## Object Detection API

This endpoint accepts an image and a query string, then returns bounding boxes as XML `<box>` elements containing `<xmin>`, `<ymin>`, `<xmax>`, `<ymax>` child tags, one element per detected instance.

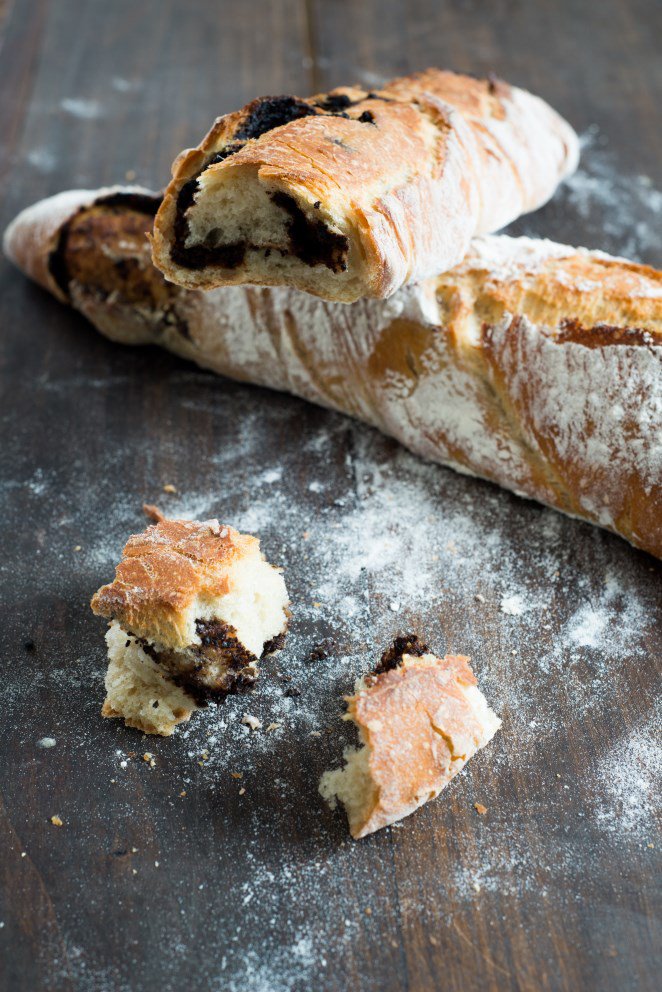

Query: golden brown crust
<box><xmin>151</xmin><ymin>69</ymin><xmax>578</xmax><ymax>301</ymax></box>
<box><xmin>91</xmin><ymin>518</ymin><xmax>258</xmax><ymax>648</ymax></box>
<box><xmin>342</xmin><ymin>653</ymin><xmax>499</xmax><ymax>838</ymax></box>
<box><xmin>5</xmin><ymin>190</ymin><xmax>661</xmax><ymax>558</ymax></box>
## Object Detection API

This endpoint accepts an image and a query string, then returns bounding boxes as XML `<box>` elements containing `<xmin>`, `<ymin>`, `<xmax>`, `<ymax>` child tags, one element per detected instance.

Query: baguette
<box><xmin>150</xmin><ymin>69</ymin><xmax>578</xmax><ymax>302</ymax></box>
<box><xmin>319</xmin><ymin>636</ymin><xmax>501</xmax><ymax>838</ymax></box>
<box><xmin>5</xmin><ymin>189</ymin><xmax>661</xmax><ymax>558</ymax></box>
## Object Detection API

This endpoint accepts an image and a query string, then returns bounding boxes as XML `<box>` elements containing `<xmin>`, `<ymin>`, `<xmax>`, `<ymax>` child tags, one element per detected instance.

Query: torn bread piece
<box><xmin>102</xmin><ymin>621</ymin><xmax>196</xmax><ymax>736</ymax></box>
<box><xmin>151</xmin><ymin>68</ymin><xmax>578</xmax><ymax>302</ymax></box>
<box><xmin>320</xmin><ymin>636</ymin><xmax>501</xmax><ymax>838</ymax></box>
<box><xmin>91</xmin><ymin>516</ymin><xmax>289</xmax><ymax>733</ymax></box>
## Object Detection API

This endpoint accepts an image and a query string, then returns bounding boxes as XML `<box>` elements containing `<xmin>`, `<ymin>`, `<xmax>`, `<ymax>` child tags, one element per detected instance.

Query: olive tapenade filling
<box><xmin>129</xmin><ymin>617</ymin><xmax>287</xmax><ymax>706</ymax></box>
<box><xmin>169</xmin><ymin>89</ymin><xmax>382</xmax><ymax>272</ymax></box>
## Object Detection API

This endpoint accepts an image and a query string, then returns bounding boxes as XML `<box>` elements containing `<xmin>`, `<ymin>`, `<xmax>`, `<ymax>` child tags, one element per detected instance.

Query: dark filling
<box><xmin>170</xmin><ymin>89</ymin><xmax>383</xmax><ymax>272</ymax></box>
<box><xmin>131</xmin><ymin>619</ymin><xmax>286</xmax><ymax>706</ymax></box>
<box><xmin>269</xmin><ymin>191</ymin><xmax>348</xmax><ymax>271</ymax></box>
<box><xmin>262</xmin><ymin>630</ymin><xmax>287</xmax><ymax>656</ymax></box>
<box><xmin>47</xmin><ymin>191</ymin><xmax>162</xmax><ymax>301</ymax></box>
<box><xmin>374</xmin><ymin>634</ymin><xmax>429</xmax><ymax>675</ymax></box>
<box><xmin>170</xmin><ymin>187</ymin><xmax>348</xmax><ymax>273</ymax></box>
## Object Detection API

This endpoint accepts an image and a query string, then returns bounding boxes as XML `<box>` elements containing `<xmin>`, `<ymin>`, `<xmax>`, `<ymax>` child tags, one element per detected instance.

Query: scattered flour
<box><xmin>60</xmin><ymin>97</ymin><xmax>103</xmax><ymax>120</ymax></box>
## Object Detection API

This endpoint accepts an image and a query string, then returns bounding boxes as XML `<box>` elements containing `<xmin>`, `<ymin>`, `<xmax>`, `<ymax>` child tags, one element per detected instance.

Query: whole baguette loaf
<box><xmin>4</xmin><ymin>189</ymin><xmax>661</xmax><ymax>558</ymax></box>
<box><xmin>151</xmin><ymin>68</ymin><xmax>578</xmax><ymax>302</ymax></box>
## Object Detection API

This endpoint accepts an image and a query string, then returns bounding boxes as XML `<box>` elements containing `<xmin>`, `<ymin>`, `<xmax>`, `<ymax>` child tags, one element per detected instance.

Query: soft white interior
<box><xmin>188</xmin><ymin>167</ymin><xmax>362</xmax><ymax>300</ymax></box>
<box><xmin>461</xmin><ymin>683</ymin><xmax>502</xmax><ymax>745</ymax></box>
<box><xmin>319</xmin><ymin>740</ymin><xmax>376</xmax><ymax>834</ymax></box>
<box><xmin>105</xmin><ymin>621</ymin><xmax>196</xmax><ymax>735</ymax></box>
<box><xmin>193</xmin><ymin>169</ymin><xmax>294</xmax><ymax>248</ymax></box>
<box><xmin>184</xmin><ymin>550</ymin><xmax>289</xmax><ymax>658</ymax></box>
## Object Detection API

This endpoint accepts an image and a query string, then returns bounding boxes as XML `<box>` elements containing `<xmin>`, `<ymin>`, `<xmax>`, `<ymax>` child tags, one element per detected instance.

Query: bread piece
<box><xmin>320</xmin><ymin>636</ymin><xmax>501</xmax><ymax>838</ymax></box>
<box><xmin>91</xmin><ymin>516</ymin><xmax>289</xmax><ymax>715</ymax></box>
<box><xmin>5</xmin><ymin>190</ymin><xmax>661</xmax><ymax>558</ymax></box>
<box><xmin>102</xmin><ymin>621</ymin><xmax>197</xmax><ymax>736</ymax></box>
<box><xmin>151</xmin><ymin>69</ymin><xmax>578</xmax><ymax>302</ymax></box>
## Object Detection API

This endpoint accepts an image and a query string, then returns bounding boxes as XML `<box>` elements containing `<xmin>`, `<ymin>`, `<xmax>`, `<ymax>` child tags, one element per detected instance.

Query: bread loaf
<box><xmin>150</xmin><ymin>69</ymin><xmax>579</xmax><ymax>302</ymax></box>
<box><xmin>5</xmin><ymin>189</ymin><xmax>661</xmax><ymax>558</ymax></box>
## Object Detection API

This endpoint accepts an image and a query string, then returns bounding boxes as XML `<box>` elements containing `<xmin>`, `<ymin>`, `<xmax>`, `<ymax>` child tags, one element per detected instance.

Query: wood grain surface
<box><xmin>0</xmin><ymin>2</ymin><xmax>660</xmax><ymax>991</ymax></box>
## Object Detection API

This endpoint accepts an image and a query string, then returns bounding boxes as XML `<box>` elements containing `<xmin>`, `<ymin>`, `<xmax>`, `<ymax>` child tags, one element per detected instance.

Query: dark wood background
<box><xmin>0</xmin><ymin>2</ymin><xmax>660</xmax><ymax>990</ymax></box>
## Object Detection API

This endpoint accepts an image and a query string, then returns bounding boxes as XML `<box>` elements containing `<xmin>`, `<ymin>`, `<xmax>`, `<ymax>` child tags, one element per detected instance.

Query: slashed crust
<box><xmin>4</xmin><ymin>190</ymin><xmax>661</xmax><ymax>557</ymax></box>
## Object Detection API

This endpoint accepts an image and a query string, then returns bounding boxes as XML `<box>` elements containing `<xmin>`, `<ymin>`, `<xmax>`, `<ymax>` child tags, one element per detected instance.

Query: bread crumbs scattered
<box><xmin>73</xmin><ymin>545</ymin><xmax>82</xmax><ymax>552</ymax></box>
<box><xmin>163</xmin><ymin>483</ymin><xmax>177</xmax><ymax>494</ymax></box>
<box><xmin>241</xmin><ymin>714</ymin><xmax>262</xmax><ymax>731</ymax></box>
<box><xmin>50</xmin><ymin>815</ymin><xmax>63</xmax><ymax>827</ymax></box>
<box><xmin>239</xmin><ymin>787</ymin><xmax>246</xmax><ymax>796</ymax></box>
<box><xmin>143</xmin><ymin>753</ymin><xmax>156</xmax><ymax>767</ymax></box>
<box><xmin>230</xmin><ymin>772</ymin><xmax>243</xmax><ymax>779</ymax></box>
<box><xmin>364</xmin><ymin>908</ymin><xmax>372</xmax><ymax>916</ymax></box>
<box><xmin>179</xmin><ymin>790</ymin><xmax>187</xmax><ymax>797</ymax></box>
<box><xmin>474</xmin><ymin>803</ymin><xmax>488</xmax><ymax>815</ymax></box>
<box><xmin>266</xmin><ymin>723</ymin><xmax>281</xmax><ymax>733</ymax></box>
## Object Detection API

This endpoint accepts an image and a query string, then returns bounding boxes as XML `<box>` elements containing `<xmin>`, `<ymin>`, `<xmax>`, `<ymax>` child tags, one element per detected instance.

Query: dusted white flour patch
<box><xmin>500</xmin><ymin>594</ymin><xmax>526</xmax><ymax>616</ymax></box>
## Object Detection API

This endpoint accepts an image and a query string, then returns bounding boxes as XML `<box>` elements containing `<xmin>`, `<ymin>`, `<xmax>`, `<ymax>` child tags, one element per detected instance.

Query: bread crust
<box><xmin>91</xmin><ymin>517</ymin><xmax>258</xmax><ymax>648</ymax></box>
<box><xmin>151</xmin><ymin>69</ymin><xmax>578</xmax><ymax>302</ymax></box>
<box><xmin>320</xmin><ymin>650</ymin><xmax>501</xmax><ymax>838</ymax></box>
<box><xmin>5</xmin><ymin>189</ymin><xmax>661</xmax><ymax>558</ymax></box>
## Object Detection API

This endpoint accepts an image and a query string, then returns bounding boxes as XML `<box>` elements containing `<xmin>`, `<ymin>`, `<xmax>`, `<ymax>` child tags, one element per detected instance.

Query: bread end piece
<box><xmin>320</xmin><ymin>643</ymin><xmax>501</xmax><ymax>838</ymax></box>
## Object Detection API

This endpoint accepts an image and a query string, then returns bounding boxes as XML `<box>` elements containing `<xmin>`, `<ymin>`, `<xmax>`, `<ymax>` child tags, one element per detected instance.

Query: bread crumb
<box><xmin>241</xmin><ymin>714</ymin><xmax>262</xmax><ymax>731</ymax></box>
<box><xmin>132</xmin><ymin>868</ymin><xmax>138</xmax><ymax>875</ymax></box>
<box><xmin>143</xmin><ymin>503</ymin><xmax>165</xmax><ymax>523</ymax></box>
<box><xmin>230</xmin><ymin>772</ymin><xmax>243</xmax><ymax>779</ymax></box>
<box><xmin>365</xmin><ymin>907</ymin><xmax>372</xmax><ymax>916</ymax></box>
<box><xmin>36</xmin><ymin>737</ymin><xmax>56</xmax><ymax>748</ymax></box>
<box><xmin>73</xmin><ymin>545</ymin><xmax>82</xmax><ymax>552</ymax></box>
<box><xmin>50</xmin><ymin>815</ymin><xmax>63</xmax><ymax>827</ymax></box>
<box><xmin>179</xmin><ymin>790</ymin><xmax>187</xmax><ymax>797</ymax></box>
<box><xmin>474</xmin><ymin>593</ymin><xmax>485</xmax><ymax>603</ymax></box>
<box><xmin>21</xmin><ymin>852</ymin><xmax>26</xmax><ymax>858</ymax></box>
<box><xmin>473</xmin><ymin>881</ymin><xmax>481</xmax><ymax>892</ymax></box>
<box><xmin>266</xmin><ymin>722</ymin><xmax>281</xmax><ymax>733</ymax></box>
<box><xmin>163</xmin><ymin>483</ymin><xmax>177</xmax><ymax>494</ymax></box>
<box><xmin>238</xmin><ymin>787</ymin><xmax>246</xmax><ymax>796</ymax></box>
<box><xmin>131</xmin><ymin>847</ymin><xmax>138</xmax><ymax>853</ymax></box>
<box><xmin>143</xmin><ymin>753</ymin><xmax>156</xmax><ymax>768</ymax></box>
<box><xmin>389</xmin><ymin>601</ymin><xmax>400</xmax><ymax>612</ymax></box>
<box><xmin>429</xmin><ymin>936</ymin><xmax>439</xmax><ymax>946</ymax></box>
<box><xmin>474</xmin><ymin>803</ymin><xmax>488</xmax><ymax>815</ymax></box>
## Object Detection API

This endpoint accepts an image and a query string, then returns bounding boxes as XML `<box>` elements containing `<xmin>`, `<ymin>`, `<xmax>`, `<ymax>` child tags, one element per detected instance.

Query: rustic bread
<box><xmin>5</xmin><ymin>189</ymin><xmax>661</xmax><ymax>558</ymax></box>
<box><xmin>320</xmin><ymin>637</ymin><xmax>501</xmax><ymax>838</ymax></box>
<box><xmin>91</xmin><ymin>516</ymin><xmax>289</xmax><ymax>720</ymax></box>
<box><xmin>150</xmin><ymin>69</ymin><xmax>578</xmax><ymax>302</ymax></box>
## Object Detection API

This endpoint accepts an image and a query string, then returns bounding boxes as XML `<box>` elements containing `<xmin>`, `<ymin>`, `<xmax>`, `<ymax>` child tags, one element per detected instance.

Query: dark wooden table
<box><xmin>1</xmin><ymin>2</ymin><xmax>660</xmax><ymax>990</ymax></box>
